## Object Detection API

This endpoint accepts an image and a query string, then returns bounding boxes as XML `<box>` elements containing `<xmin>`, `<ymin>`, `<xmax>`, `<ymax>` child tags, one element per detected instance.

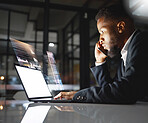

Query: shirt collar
<box><xmin>121</xmin><ymin>30</ymin><xmax>136</xmax><ymax>56</ymax></box>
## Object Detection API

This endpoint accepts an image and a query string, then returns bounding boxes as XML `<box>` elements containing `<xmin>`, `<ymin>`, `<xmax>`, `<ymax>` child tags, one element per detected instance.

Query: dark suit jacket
<box><xmin>72</xmin><ymin>30</ymin><xmax>148</xmax><ymax>104</ymax></box>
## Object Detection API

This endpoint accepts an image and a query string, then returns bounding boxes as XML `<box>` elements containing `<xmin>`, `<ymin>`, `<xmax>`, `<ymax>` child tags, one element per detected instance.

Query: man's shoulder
<box><xmin>127</xmin><ymin>29</ymin><xmax>148</xmax><ymax>57</ymax></box>
<box><xmin>130</xmin><ymin>29</ymin><xmax>148</xmax><ymax>45</ymax></box>
<box><xmin>134</xmin><ymin>30</ymin><xmax>148</xmax><ymax>39</ymax></box>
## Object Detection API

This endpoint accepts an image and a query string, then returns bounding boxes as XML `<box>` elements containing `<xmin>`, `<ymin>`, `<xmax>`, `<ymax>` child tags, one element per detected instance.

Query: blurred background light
<box><xmin>0</xmin><ymin>76</ymin><xmax>5</xmax><ymax>80</ymax></box>
<box><xmin>125</xmin><ymin>0</ymin><xmax>148</xmax><ymax>23</ymax></box>
<box><xmin>49</xmin><ymin>43</ymin><xmax>55</xmax><ymax>47</ymax></box>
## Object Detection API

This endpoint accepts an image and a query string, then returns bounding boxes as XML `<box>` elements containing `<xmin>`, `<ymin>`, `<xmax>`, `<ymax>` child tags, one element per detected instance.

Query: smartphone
<box><xmin>97</xmin><ymin>46</ymin><xmax>108</xmax><ymax>56</ymax></box>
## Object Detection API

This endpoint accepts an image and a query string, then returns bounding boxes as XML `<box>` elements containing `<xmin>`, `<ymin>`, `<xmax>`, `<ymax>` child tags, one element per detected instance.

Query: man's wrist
<box><xmin>95</xmin><ymin>58</ymin><xmax>106</xmax><ymax>63</ymax></box>
<box><xmin>95</xmin><ymin>60</ymin><xmax>106</xmax><ymax>66</ymax></box>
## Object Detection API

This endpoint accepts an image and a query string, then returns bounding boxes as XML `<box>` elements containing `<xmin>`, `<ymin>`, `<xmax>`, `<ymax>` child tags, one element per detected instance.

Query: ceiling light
<box><xmin>49</xmin><ymin>43</ymin><xmax>54</xmax><ymax>47</ymax></box>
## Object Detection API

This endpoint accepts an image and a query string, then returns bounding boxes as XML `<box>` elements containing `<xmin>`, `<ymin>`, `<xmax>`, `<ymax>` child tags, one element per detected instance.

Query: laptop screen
<box><xmin>11</xmin><ymin>38</ymin><xmax>41</xmax><ymax>70</ymax></box>
<box><xmin>15</xmin><ymin>65</ymin><xmax>52</xmax><ymax>98</ymax></box>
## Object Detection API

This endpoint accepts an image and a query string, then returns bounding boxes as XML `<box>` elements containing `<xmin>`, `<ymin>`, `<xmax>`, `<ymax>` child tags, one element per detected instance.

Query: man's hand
<box><xmin>95</xmin><ymin>41</ymin><xmax>107</xmax><ymax>63</ymax></box>
<box><xmin>54</xmin><ymin>91</ymin><xmax>77</xmax><ymax>100</ymax></box>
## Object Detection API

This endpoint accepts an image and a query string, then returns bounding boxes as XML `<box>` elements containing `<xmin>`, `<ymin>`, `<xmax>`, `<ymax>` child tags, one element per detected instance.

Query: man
<box><xmin>54</xmin><ymin>4</ymin><xmax>148</xmax><ymax>104</ymax></box>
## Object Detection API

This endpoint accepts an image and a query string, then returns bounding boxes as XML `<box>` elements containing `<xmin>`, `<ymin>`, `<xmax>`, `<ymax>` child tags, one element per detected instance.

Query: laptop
<box><xmin>21</xmin><ymin>104</ymin><xmax>51</xmax><ymax>123</ymax></box>
<box><xmin>15</xmin><ymin>64</ymin><xmax>73</xmax><ymax>103</ymax></box>
<box><xmin>11</xmin><ymin>38</ymin><xmax>76</xmax><ymax>94</ymax></box>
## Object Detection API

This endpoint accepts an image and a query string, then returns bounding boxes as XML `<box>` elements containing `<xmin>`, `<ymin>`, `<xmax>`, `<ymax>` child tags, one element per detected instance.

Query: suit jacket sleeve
<box><xmin>72</xmin><ymin>31</ymin><xmax>148</xmax><ymax>104</ymax></box>
<box><xmin>90</xmin><ymin>62</ymin><xmax>113</xmax><ymax>87</ymax></box>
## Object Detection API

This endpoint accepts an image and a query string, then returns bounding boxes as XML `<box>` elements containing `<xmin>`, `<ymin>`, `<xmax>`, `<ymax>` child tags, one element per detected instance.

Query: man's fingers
<box><xmin>54</xmin><ymin>92</ymin><xmax>62</xmax><ymax>99</ymax></box>
<box><xmin>54</xmin><ymin>92</ymin><xmax>67</xmax><ymax>99</ymax></box>
<box><xmin>54</xmin><ymin>91</ymin><xmax>76</xmax><ymax>100</ymax></box>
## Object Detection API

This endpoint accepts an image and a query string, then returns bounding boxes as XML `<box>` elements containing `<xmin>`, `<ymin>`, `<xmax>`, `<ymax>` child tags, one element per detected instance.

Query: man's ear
<box><xmin>117</xmin><ymin>21</ymin><xmax>125</xmax><ymax>33</ymax></box>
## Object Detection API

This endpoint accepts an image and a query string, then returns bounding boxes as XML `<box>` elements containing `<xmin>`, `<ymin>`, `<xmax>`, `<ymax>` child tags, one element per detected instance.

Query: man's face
<box><xmin>97</xmin><ymin>17</ymin><xmax>121</xmax><ymax>57</ymax></box>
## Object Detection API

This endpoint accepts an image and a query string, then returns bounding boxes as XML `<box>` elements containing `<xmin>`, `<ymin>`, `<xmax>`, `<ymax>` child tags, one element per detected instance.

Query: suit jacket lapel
<box><xmin>126</xmin><ymin>30</ymin><xmax>141</xmax><ymax>66</ymax></box>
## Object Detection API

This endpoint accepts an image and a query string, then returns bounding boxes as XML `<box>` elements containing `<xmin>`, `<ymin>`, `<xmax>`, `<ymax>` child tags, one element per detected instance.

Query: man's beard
<box><xmin>107</xmin><ymin>45</ymin><xmax>121</xmax><ymax>58</ymax></box>
<box><xmin>107</xmin><ymin>33</ymin><xmax>121</xmax><ymax>58</ymax></box>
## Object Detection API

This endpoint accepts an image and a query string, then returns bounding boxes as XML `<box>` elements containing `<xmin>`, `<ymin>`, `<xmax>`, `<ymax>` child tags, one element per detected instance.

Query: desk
<box><xmin>0</xmin><ymin>99</ymin><xmax>148</xmax><ymax>123</ymax></box>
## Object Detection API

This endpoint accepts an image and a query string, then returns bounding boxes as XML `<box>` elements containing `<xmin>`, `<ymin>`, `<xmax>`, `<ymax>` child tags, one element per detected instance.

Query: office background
<box><xmin>0</xmin><ymin>0</ymin><xmax>148</xmax><ymax>98</ymax></box>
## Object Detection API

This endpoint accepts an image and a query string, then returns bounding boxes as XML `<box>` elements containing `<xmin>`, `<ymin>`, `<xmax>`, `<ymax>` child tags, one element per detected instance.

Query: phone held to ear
<box><xmin>97</xmin><ymin>46</ymin><xmax>108</xmax><ymax>56</ymax></box>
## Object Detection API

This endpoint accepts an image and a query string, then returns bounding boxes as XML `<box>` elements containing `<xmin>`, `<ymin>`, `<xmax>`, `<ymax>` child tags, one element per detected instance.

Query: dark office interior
<box><xmin>1</xmin><ymin>0</ymin><xmax>148</xmax><ymax>97</ymax></box>
<box><xmin>1</xmin><ymin>0</ymin><xmax>148</xmax><ymax>123</ymax></box>
<box><xmin>0</xmin><ymin>0</ymin><xmax>100</xmax><ymax>93</ymax></box>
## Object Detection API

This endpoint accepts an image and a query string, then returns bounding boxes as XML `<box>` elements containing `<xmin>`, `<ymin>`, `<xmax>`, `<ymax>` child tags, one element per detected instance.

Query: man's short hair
<box><xmin>95</xmin><ymin>4</ymin><xmax>132</xmax><ymax>22</ymax></box>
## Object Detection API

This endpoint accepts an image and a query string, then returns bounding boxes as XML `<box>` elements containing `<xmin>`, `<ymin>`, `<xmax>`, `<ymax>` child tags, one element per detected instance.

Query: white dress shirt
<box><xmin>95</xmin><ymin>30</ymin><xmax>136</xmax><ymax>67</ymax></box>
<box><xmin>120</xmin><ymin>30</ymin><xmax>136</xmax><ymax>67</ymax></box>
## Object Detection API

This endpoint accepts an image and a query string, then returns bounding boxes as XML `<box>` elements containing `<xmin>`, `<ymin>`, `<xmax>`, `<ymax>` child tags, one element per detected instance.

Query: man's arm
<box><xmin>90</xmin><ymin>41</ymin><xmax>113</xmax><ymax>87</ymax></box>
<box><xmin>90</xmin><ymin>62</ymin><xmax>113</xmax><ymax>87</ymax></box>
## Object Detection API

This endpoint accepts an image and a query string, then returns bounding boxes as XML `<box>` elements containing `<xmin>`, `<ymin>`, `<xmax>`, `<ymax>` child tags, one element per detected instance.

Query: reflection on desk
<box><xmin>21</xmin><ymin>104</ymin><xmax>51</xmax><ymax>123</ymax></box>
<box><xmin>0</xmin><ymin>99</ymin><xmax>148</xmax><ymax>123</ymax></box>
<box><xmin>54</xmin><ymin>102</ymin><xmax>148</xmax><ymax>123</ymax></box>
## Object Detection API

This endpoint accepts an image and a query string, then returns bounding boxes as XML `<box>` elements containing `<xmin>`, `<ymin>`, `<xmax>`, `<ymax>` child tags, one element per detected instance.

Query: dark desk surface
<box><xmin>0</xmin><ymin>99</ymin><xmax>148</xmax><ymax>123</ymax></box>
